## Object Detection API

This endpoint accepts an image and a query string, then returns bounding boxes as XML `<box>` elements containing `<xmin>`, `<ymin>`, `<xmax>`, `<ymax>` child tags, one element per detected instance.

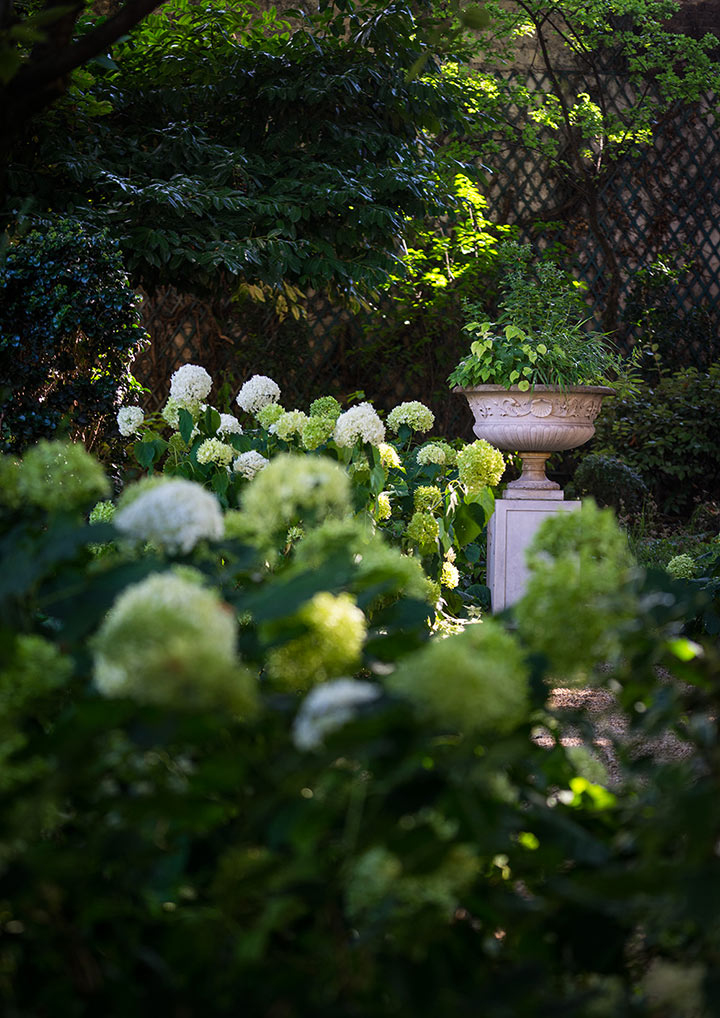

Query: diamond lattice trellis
<box><xmin>135</xmin><ymin>69</ymin><xmax>720</xmax><ymax>417</ymax></box>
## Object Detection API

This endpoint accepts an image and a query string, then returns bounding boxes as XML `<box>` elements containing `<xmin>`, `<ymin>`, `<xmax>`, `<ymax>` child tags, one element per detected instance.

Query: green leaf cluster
<box><xmin>5</xmin><ymin>0</ymin><xmax>476</xmax><ymax>299</ymax></box>
<box><xmin>448</xmin><ymin>242</ymin><xmax>624</xmax><ymax>389</ymax></box>
<box><xmin>0</xmin><ymin>217</ymin><xmax>148</xmax><ymax>453</ymax></box>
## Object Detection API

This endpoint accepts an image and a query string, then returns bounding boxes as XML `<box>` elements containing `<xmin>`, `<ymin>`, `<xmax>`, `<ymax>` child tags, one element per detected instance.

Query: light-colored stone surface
<box><xmin>458</xmin><ymin>384</ymin><xmax>614</xmax><ymax>453</ymax></box>
<box><xmin>456</xmin><ymin>385</ymin><xmax>614</xmax><ymax>493</ymax></box>
<box><xmin>488</xmin><ymin>497</ymin><xmax>580</xmax><ymax>611</ymax></box>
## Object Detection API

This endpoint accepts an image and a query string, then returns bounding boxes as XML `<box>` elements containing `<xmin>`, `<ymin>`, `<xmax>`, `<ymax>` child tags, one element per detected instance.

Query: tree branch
<box><xmin>8</xmin><ymin>0</ymin><xmax>166</xmax><ymax>97</ymax></box>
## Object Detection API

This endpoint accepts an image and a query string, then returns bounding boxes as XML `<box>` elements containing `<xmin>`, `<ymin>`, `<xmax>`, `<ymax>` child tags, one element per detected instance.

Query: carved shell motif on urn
<box><xmin>455</xmin><ymin>385</ymin><xmax>615</xmax><ymax>499</ymax></box>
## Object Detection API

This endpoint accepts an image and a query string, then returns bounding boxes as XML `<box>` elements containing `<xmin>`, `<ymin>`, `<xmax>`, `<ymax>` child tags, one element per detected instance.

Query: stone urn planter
<box><xmin>456</xmin><ymin>384</ymin><xmax>615</xmax><ymax>499</ymax></box>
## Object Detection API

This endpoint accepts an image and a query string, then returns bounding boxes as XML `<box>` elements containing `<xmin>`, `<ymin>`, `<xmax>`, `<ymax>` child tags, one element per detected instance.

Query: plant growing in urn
<box><xmin>448</xmin><ymin>243</ymin><xmax>621</xmax><ymax>497</ymax></box>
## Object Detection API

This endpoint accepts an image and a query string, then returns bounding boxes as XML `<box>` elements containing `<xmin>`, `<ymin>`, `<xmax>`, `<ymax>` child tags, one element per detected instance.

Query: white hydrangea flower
<box><xmin>117</xmin><ymin>406</ymin><xmax>145</xmax><ymax>437</ymax></box>
<box><xmin>292</xmin><ymin>678</ymin><xmax>381</xmax><ymax>751</ymax></box>
<box><xmin>216</xmin><ymin>413</ymin><xmax>243</xmax><ymax>437</ymax></box>
<box><xmin>114</xmin><ymin>478</ymin><xmax>224</xmax><ymax>553</ymax></box>
<box><xmin>196</xmin><ymin>438</ymin><xmax>235</xmax><ymax>468</ymax></box>
<box><xmin>169</xmin><ymin>363</ymin><xmax>213</xmax><ymax>403</ymax></box>
<box><xmin>333</xmin><ymin>402</ymin><xmax>386</xmax><ymax>448</ymax></box>
<box><xmin>387</xmin><ymin>401</ymin><xmax>435</xmax><ymax>434</ymax></box>
<box><xmin>236</xmin><ymin>374</ymin><xmax>281</xmax><ymax>414</ymax></box>
<box><xmin>233</xmin><ymin>450</ymin><xmax>270</xmax><ymax>479</ymax></box>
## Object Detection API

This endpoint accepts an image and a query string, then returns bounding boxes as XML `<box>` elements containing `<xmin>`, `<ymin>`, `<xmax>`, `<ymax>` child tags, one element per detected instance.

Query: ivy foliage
<box><xmin>0</xmin><ymin>218</ymin><xmax>147</xmax><ymax>453</ymax></box>
<box><xmin>5</xmin><ymin>0</ymin><xmax>479</xmax><ymax>299</ymax></box>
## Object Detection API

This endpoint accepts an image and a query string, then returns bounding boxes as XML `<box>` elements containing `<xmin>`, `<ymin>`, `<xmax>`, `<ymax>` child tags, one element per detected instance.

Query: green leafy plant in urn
<box><xmin>448</xmin><ymin>244</ymin><xmax>620</xmax><ymax>498</ymax></box>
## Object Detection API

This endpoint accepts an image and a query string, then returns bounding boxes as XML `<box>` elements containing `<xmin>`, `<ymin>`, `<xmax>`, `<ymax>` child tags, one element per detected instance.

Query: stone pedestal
<box><xmin>487</xmin><ymin>497</ymin><xmax>580</xmax><ymax>612</ymax></box>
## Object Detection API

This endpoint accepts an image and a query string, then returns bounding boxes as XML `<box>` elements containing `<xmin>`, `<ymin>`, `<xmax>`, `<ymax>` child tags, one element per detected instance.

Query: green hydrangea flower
<box><xmin>414</xmin><ymin>485</ymin><xmax>442</xmax><ymax>512</ymax></box>
<box><xmin>514</xmin><ymin>500</ymin><xmax>636</xmax><ymax>681</ymax></box>
<box><xmin>89</xmin><ymin>500</ymin><xmax>116</xmax><ymax>524</ymax></box>
<box><xmin>293</xmin><ymin>518</ymin><xmax>433</xmax><ymax>604</ymax></box>
<box><xmin>406</xmin><ymin>510</ymin><xmax>439</xmax><ymax>551</ymax></box>
<box><xmin>387</xmin><ymin>401</ymin><xmax>435</xmax><ymax>434</ymax></box>
<box><xmin>167</xmin><ymin>432</ymin><xmax>189</xmax><ymax>456</ymax></box>
<box><xmin>301</xmin><ymin>415</ymin><xmax>335</xmax><ymax>451</ymax></box>
<box><xmin>376</xmin><ymin>492</ymin><xmax>392</xmax><ymax>520</ymax></box>
<box><xmin>241</xmin><ymin>453</ymin><xmax>351</xmax><ymax>545</ymax></box>
<box><xmin>666</xmin><ymin>553</ymin><xmax>696</xmax><ymax>579</ymax></box>
<box><xmin>378</xmin><ymin>442</ymin><xmax>402</xmax><ymax>469</ymax></box>
<box><xmin>1</xmin><ymin>635</ymin><xmax>72</xmax><ymax>709</ymax></box>
<box><xmin>17</xmin><ymin>440</ymin><xmax>110</xmax><ymax>512</ymax></box>
<box><xmin>309</xmin><ymin>396</ymin><xmax>342</xmax><ymax>421</ymax></box>
<box><xmin>386</xmin><ymin>618</ymin><xmax>529</xmax><ymax>734</ymax></box>
<box><xmin>161</xmin><ymin>396</ymin><xmax>201</xmax><ymax>430</ymax></box>
<box><xmin>440</xmin><ymin>560</ymin><xmax>460</xmax><ymax>589</ymax></box>
<box><xmin>272</xmin><ymin>409</ymin><xmax>308</xmax><ymax>441</ymax></box>
<box><xmin>223</xmin><ymin>509</ymin><xmax>254</xmax><ymax>541</ymax></box>
<box><xmin>93</xmin><ymin>570</ymin><xmax>257</xmax><ymax>714</ymax></box>
<box><xmin>456</xmin><ymin>440</ymin><xmax>505</xmax><ymax>491</ymax></box>
<box><xmin>265</xmin><ymin>591</ymin><xmax>366</xmax><ymax>691</ymax></box>
<box><xmin>416</xmin><ymin>441</ymin><xmax>457</xmax><ymax>467</ymax></box>
<box><xmin>256</xmin><ymin>402</ymin><xmax>286</xmax><ymax>429</ymax></box>
<box><xmin>196</xmin><ymin>437</ymin><xmax>235</xmax><ymax>468</ymax></box>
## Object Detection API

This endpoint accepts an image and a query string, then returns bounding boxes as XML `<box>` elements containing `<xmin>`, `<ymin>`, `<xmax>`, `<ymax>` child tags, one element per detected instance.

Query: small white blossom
<box><xmin>236</xmin><ymin>374</ymin><xmax>281</xmax><ymax>414</ymax></box>
<box><xmin>117</xmin><ymin>406</ymin><xmax>145</xmax><ymax>437</ymax></box>
<box><xmin>292</xmin><ymin>678</ymin><xmax>381</xmax><ymax>750</ymax></box>
<box><xmin>169</xmin><ymin>364</ymin><xmax>213</xmax><ymax>403</ymax></box>
<box><xmin>114</xmin><ymin>478</ymin><xmax>224</xmax><ymax>554</ymax></box>
<box><xmin>216</xmin><ymin>413</ymin><xmax>243</xmax><ymax>437</ymax></box>
<box><xmin>233</xmin><ymin>451</ymin><xmax>270</xmax><ymax>479</ymax></box>
<box><xmin>333</xmin><ymin>402</ymin><xmax>386</xmax><ymax>448</ymax></box>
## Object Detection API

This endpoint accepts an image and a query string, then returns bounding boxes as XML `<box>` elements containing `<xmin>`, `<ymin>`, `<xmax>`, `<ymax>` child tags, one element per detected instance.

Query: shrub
<box><xmin>1</xmin><ymin>440</ymin><xmax>720</xmax><ymax>1015</ymax></box>
<box><xmin>590</xmin><ymin>366</ymin><xmax>720</xmax><ymax>514</ymax></box>
<box><xmin>0</xmin><ymin>217</ymin><xmax>147</xmax><ymax>453</ymax></box>
<box><xmin>117</xmin><ymin>366</ymin><xmax>502</xmax><ymax>622</ymax></box>
<box><xmin>571</xmin><ymin>453</ymin><xmax>649</xmax><ymax>516</ymax></box>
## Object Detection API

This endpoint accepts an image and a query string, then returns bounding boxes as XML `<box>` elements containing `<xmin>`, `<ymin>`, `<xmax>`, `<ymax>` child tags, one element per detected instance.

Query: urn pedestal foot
<box><xmin>505</xmin><ymin>452</ymin><xmax>563</xmax><ymax>500</ymax></box>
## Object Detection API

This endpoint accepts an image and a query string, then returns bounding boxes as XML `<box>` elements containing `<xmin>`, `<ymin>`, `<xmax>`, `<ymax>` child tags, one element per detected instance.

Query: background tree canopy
<box><xmin>2</xmin><ymin>0</ymin><xmax>488</xmax><ymax>300</ymax></box>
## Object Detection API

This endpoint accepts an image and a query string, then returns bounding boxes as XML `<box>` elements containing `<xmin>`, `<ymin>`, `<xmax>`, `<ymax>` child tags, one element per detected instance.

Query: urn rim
<box><xmin>453</xmin><ymin>383</ymin><xmax>616</xmax><ymax>397</ymax></box>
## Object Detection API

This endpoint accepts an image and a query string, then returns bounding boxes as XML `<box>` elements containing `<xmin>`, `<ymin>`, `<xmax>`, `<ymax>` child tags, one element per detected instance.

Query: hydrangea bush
<box><xmin>1</xmin><ymin>437</ymin><xmax>719</xmax><ymax>1016</ymax></box>
<box><xmin>118</xmin><ymin>366</ymin><xmax>506</xmax><ymax>619</ymax></box>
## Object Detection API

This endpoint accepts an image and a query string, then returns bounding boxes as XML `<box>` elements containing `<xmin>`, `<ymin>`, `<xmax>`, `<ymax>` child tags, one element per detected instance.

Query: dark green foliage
<box><xmin>590</xmin><ymin>365</ymin><xmax>720</xmax><ymax>514</ymax></box>
<box><xmin>0</xmin><ymin>218</ymin><xmax>147</xmax><ymax>452</ymax></box>
<box><xmin>5</xmin><ymin>0</ymin><xmax>474</xmax><ymax>299</ymax></box>
<box><xmin>572</xmin><ymin>453</ymin><xmax>649</xmax><ymax>516</ymax></box>
<box><xmin>623</xmin><ymin>258</ymin><xmax>719</xmax><ymax>375</ymax></box>
<box><xmin>2</xmin><ymin>446</ymin><xmax>720</xmax><ymax>1014</ymax></box>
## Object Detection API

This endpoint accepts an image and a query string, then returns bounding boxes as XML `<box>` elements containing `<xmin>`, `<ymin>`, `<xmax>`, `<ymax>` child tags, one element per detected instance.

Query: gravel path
<box><xmin>538</xmin><ymin>685</ymin><xmax>693</xmax><ymax>785</ymax></box>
